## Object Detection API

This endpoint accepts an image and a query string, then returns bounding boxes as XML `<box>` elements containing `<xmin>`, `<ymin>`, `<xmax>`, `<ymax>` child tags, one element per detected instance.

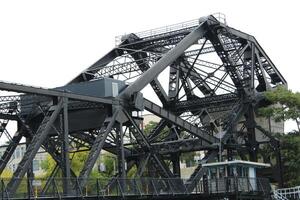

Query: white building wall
<box><xmin>0</xmin><ymin>144</ymin><xmax>47</xmax><ymax>176</ymax></box>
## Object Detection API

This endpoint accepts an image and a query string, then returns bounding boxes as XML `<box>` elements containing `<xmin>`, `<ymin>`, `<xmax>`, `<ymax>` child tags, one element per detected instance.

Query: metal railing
<box><xmin>115</xmin><ymin>19</ymin><xmax>199</xmax><ymax>46</ymax></box>
<box><xmin>115</xmin><ymin>13</ymin><xmax>227</xmax><ymax>46</ymax></box>
<box><xmin>0</xmin><ymin>177</ymin><xmax>270</xmax><ymax>199</ymax></box>
<box><xmin>212</xmin><ymin>12</ymin><xmax>227</xmax><ymax>25</ymax></box>
<box><xmin>274</xmin><ymin>185</ymin><xmax>300</xmax><ymax>200</ymax></box>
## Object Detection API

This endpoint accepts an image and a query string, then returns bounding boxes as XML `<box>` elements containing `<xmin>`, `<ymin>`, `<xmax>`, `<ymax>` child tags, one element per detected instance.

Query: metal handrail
<box><xmin>115</xmin><ymin>13</ymin><xmax>227</xmax><ymax>46</ymax></box>
<box><xmin>0</xmin><ymin>177</ymin><xmax>270</xmax><ymax>199</ymax></box>
<box><xmin>274</xmin><ymin>185</ymin><xmax>300</xmax><ymax>199</ymax></box>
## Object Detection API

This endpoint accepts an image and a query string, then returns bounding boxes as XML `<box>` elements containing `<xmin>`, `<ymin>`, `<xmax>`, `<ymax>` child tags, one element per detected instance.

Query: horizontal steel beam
<box><xmin>152</xmin><ymin>138</ymin><xmax>217</xmax><ymax>154</ymax></box>
<box><xmin>174</xmin><ymin>94</ymin><xmax>238</xmax><ymax>113</ymax></box>
<box><xmin>0</xmin><ymin>81</ymin><xmax>113</xmax><ymax>105</ymax></box>
<box><xmin>0</xmin><ymin>113</ymin><xmax>19</xmax><ymax>120</ymax></box>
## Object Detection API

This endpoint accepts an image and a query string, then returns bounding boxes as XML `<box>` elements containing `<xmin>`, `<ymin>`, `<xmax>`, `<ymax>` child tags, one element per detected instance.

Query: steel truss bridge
<box><xmin>0</xmin><ymin>13</ymin><xmax>286</xmax><ymax>199</ymax></box>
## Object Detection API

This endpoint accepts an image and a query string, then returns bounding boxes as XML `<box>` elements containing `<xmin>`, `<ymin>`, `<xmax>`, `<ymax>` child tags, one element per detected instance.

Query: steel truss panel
<box><xmin>0</xmin><ymin>14</ymin><xmax>287</xmax><ymax>196</ymax></box>
<box><xmin>6</xmin><ymin>100</ymin><xmax>64</xmax><ymax>194</ymax></box>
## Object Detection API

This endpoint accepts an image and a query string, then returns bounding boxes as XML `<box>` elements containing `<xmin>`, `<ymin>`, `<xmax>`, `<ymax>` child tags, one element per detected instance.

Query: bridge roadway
<box><xmin>0</xmin><ymin>177</ymin><xmax>271</xmax><ymax>200</ymax></box>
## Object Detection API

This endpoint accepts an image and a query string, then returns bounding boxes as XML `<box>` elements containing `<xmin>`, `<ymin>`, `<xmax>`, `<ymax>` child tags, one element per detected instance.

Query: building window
<box><xmin>33</xmin><ymin>160</ymin><xmax>39</xmax><ymax>171</ymax></box>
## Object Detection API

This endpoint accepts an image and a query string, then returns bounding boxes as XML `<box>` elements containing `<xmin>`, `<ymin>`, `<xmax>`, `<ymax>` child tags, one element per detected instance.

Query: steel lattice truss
<box><xmin>0</xmin><ymin>14</ymin><xmax>286</xmax><ymax>196</ymax></box>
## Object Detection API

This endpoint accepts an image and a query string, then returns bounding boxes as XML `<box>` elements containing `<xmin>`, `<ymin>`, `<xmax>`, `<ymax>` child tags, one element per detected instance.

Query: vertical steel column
<box><xmin>116</xmin><ymin>122</ymin><xmax>126</xmax><ymax>193</ymax></box>
<box><xmin>26</xmin><ymin>136</ymin><xmax>34</xmax><ymax>198</ymax></box>
<box><xmin>226</xmin><ymin>125</ymin><xmax>236</xmax><ymax>161</ymax></box>
<box><xmin>171</xmin><ymin>153</ymin><xmax>181</xmax><ymax>178</ymax></box>
<box><xmin>246</xmin><ymin>105</ymin><xmax>258</xmax><ymax>162</ymax></box>
<box><xmin>117</xmin><ymin>123</ymin><xmax>126</xmax><ymax>179</ymax></box>
<box><xmin>61</xmin><ymin>97</ymin><xmax>70</xmax><ymax>196</ymax></box>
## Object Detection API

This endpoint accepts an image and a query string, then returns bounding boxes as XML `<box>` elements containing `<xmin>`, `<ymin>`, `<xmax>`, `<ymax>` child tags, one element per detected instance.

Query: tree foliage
<box><xmin>0</xmin><ymin>168</ymin><xmax>12</xmax><ymax>178</ymax></box>
<box><xmin>259</xmin><ymin>86</ymin><xmax>300</xmax><ymax>187</ymax></box>
<box><xmin>41</xmin><ymin>150</ymin><xmax>116</xmax><ymax>179</ymax></box>
<box><xmin>143</xmin><ymin>121</ymin><xmax>159</xmax><ymax>135</ymax></box>
<box><xmin>259</xmin><ymin>86</ymin><xmax>300</xmax><ymax>132</ymax></box>
<box><xmin>180</xmin><ymin>152</ymin><xmax>196</xmax><ymax>167</ymax></box>
<box><xmin>143</xmin><ymin>120</ymin><xmax>170</xmax><ymax>141</ymax></box>
<box><xmin>40</xmin><ymin>154</ymin><xmax>56</xmax><ymax>177</ymax></box>
<box><xmin>280</xmin><ymin>132</ymin><xmax>300</xmax><ymax>187</ymax></box>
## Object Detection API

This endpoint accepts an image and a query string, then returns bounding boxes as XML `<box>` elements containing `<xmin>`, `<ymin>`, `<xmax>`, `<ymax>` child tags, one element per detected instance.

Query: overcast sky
<box><xmin>0</xmin><ymin>0</ymin><xmax>299</xmax><ymax>132</ymax></box>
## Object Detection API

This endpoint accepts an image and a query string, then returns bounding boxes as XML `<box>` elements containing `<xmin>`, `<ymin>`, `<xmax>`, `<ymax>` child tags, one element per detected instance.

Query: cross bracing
<box><xmin>0</xmin><ymin>13</ymin><xmax>286</xmax><ymax>199</ymax></box>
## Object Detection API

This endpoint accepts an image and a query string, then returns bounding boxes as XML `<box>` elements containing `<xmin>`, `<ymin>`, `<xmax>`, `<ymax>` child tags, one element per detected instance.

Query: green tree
<box><xmin>143</xmin><ymin>121</ymin><xmax>159</xmax><ymax>135</ymax></box>
<box><xmin>99</xmin><ymin>154</ymin><xmax>116</xmax><ymax>177</ymax></box>
<box><xmin>180</xmin><ymin>152</ymin><xmax>196</xmax><ymax>167</ymax></box>
<box><xmin>40</xmin><ymin>154</ymin><xmax>56</xmax><ymax>177</ymax></box>
<box><xmin>0</xmin><ymin>168</ymin><xmax>12</xmax><ymax>178</ymax></box>
<box><xmin>259</xmin><ymin>86</ymin><xmax>300</xmax><ymax>187</ymax></box>
<box><xmin>143</xmin><ymin>120</ymin><xmax>171</xmax><ymax>140</ymax></box>
<box><xmin>40</xmin><ymin>151</ymin><xmax>90</xmax><ymax>178</ymax></box>
<box><xmin>259</xmin><ymin>86</ymin><xmax>300</xmax><ymax>132</ymax></box>
<box><xmin>41</xmin><ymin>150</ymin><xmax>116</xmax><ymax>179</ymax></box>
<box><xmin>127</xmin><ymin>165</ymin><xmax>137</xmax><ymax>178</ymax></box>
<box><xmin>70</xmin><ymin>150</ymin><xmax>89</xmax><ymax>176</ymax></box>
<box><xmin>280</xmin><ymin>132</ymin><xmax>300</xmax><ymax>186</ymax></box>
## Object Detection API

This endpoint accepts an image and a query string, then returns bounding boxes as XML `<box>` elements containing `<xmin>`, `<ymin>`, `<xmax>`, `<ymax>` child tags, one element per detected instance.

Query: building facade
<box><xmin>0</xmin><ymin>144</ymin><xmax>47</xmax><ymax>176</ymax></box>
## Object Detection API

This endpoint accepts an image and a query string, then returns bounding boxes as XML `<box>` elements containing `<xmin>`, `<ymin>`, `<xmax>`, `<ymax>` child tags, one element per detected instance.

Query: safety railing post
<box><xmin>75</xmin><ymin>177</ymin><xmax>84</xmax><ymax>198</ymax></box>
<box><xmin>4</xmin><ymin>180</ymin><xmax>9</xmax><ymax>200</ymax></box>
<box><xmin>248</xmin><ymin>178</ymin><xmax>253</xmax><ymax>192</ymax></box>
<box><xmin>216</xmin><ymin>178</ymin><xmax>219</xmax><ymax>193</ymax></box>
<box><xmin>210</xmin><ymin>179</ymin><xmax>212</xmax><ymax>194</ymax></box>
<box><xmin>151</xmin><ymin>179</ymin><xmax>158</xmax><ymax>196</ymax></box>
<box><xmin>1</xmin><ymin>179</ymin><xmax>3</xmax><ymax>200</ymax></box>
<box><xmin>53</xmin><ymin>179</ymin><xmax>61</xmax><ymax>199</ymax></box>
<box><xmin>234</xmin><ymin>177</ymin><xmax>238</xmax><ymax>193</ymax></box>
<box><xmin>96</xmin><ymin>179</ymin><xmax>99</xmax><ymax>199</ymax></box>
<box><xmin>134</xmin><ymin>179</ymin><xmax>142</xmax><ymax>196</ymax></box>
<box><xmin>167</xmin><ymin>179</ymin><xmax>174</xmax><ymax>195</ymax></box>
<box><xmin>257</xmin><ymin>178</ymin><xmax>264</xmax><ymax>194</ymax></box>
<box><xmin>28</xmin><ymin>178</ymin><xmax>34</xmax><ymax>199</ymax></box>
<box><xmin>116</xmin><ymin>179</ymin><xmax>124</xmax><ymax>198</ymax></box>
<box><xmin>182</xmin><ymin>180</ymin><xmax>188</xmax><ymax>195</ymax></box>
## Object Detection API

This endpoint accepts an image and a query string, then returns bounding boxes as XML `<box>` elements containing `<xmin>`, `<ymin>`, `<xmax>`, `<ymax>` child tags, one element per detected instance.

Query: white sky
<box><xmin>0</xmin><ymin>0</ymin><xmax>299</xmax><ymax>132</ymax></box>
